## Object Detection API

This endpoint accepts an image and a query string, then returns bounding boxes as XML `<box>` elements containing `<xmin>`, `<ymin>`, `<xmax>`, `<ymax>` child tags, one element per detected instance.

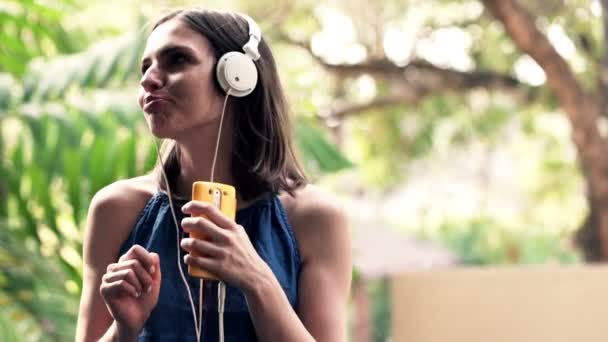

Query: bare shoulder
<box><xmin>279</xmin><ymin>184</ymin><xmax>350</xmax><ymax>262</ymax></box>
<box><xmin>90</xmin><ymin>174</ymin><xmax>156</xmax><ymax>212</ymax></box>
<box><xmin>280</xmin><ymin>184</ymin><xmax>347</xmax><ymax>223</ymax></box>
<box><xmin>83</xmin><ymin>174</ymin><xmax>157</xmax><ymax>264</ymax></box>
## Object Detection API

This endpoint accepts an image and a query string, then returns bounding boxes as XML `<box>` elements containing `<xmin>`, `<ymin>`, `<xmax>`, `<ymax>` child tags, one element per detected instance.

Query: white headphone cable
<box><xmin>150</xmin><ymin>88</ymin><xmax>231</xmax><ymax>342</ymax></box>
<box><xmin>211</xmin><ymin>89</ymin><xmax>231</xmax><ymax>342</ymax></box>
<box><xmin>152</xmin><ymin>138</ymin><xmax>202</xmax><ymax>342</ymax></box>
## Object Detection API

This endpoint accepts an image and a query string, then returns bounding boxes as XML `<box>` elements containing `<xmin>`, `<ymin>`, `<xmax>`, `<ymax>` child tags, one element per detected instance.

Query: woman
<box><xmin>75</xmin><ymin>8</ymin><xmax>352</xmax><ymax>342</ymax></box>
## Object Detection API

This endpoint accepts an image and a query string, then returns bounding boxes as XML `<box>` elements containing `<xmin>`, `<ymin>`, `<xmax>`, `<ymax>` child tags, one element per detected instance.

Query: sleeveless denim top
<box><xmin>118</xmin><ymin>191</ymin><xmax>302</xmax><ymax>341</ymax></box>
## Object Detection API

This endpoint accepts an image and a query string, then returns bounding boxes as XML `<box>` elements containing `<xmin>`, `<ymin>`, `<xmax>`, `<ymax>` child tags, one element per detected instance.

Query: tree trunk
<box><xmin>601</xmin><ymin>0</ymin><xmax>608</xmax><ymax>116</ymax></box>
<box><xmin>481</xmin><ymin>0</ymin><xmax>608</xmax><ymax>260</ymax></box>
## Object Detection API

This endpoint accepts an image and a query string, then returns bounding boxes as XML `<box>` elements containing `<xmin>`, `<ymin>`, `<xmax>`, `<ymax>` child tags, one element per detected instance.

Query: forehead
<box><xmin>142</xmin><ymin>18</ymin><xmax>212</xmax><ymax>59</ymax></box>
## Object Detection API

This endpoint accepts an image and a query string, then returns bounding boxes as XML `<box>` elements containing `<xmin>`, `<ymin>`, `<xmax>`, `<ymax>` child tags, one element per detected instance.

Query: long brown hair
<box><xmin>150</xmin><ymin>9</ymin><xmax>307</xmax><ymax>200</ymax></box>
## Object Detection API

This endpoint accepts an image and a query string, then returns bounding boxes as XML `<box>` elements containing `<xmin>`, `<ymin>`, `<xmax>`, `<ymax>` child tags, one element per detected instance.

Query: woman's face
<box><xmin>138</xmin><ymin>18</ymin><xmax>224</xmax><ymax>139</ymax></box>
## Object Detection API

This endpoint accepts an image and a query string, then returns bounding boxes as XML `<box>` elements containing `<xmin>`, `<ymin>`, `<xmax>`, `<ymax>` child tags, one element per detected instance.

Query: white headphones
<box><xmin>215</xmin><ymin>14</ymin><xmax>261</xmax><ymax>97</ymax></box>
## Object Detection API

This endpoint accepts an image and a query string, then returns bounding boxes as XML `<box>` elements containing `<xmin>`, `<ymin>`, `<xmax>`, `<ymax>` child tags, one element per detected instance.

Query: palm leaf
<box><xmin>0</xmin><ymin>310</ymin><xmax>21</xmax><ymax>342</ymax></box>
<box><xmin>23</xmin><ymin>30</ymin><xmax>145</xmax><ymax>102</ymax></box>
<box><xmin>64</xmin><ymin>148</ymin><xmax>84</xmax><ymax>225</ymax></box>
<box><xmin>295</xmin><ymin>117</ymin><xmax>354</xmax><ymax>174</ymax></box>
<box><xmin>0</xmin><ymin>0</ymin><xmax>77</xmax><ymax>77</ymax></box>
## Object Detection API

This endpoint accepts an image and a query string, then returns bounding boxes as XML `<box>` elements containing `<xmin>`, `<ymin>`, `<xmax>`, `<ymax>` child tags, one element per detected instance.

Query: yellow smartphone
<box><xmin>188</xmin><ymin>181</ymin><xmax>237</xmax><ymax>280</ymax></box>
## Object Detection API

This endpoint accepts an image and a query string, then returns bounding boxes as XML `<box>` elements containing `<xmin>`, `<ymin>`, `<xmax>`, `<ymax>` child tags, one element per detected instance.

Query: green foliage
<box><xmin>423</xmin><ymin>216</ymin><xmax>581</xmax><ymax>265</ymax></box>
<box><xmin>347</xmin><ymin>93</ymin><xmax>515</xmax><ymax>189</ymax></box>
<box><xmin>349</xmin><ymin>107</ymin><xmax>407</xmax><ymax>188</ymax></box>
<box><xmin>295</xmin><ymin>117</ymin><xmax>354</xmax><ymax>178</ymax></box>
<box><xmin>22</xmin><ymin>30</ymin><xmax>146</xmax><ymax>102</ymax></box>
<box><xmin>0</xmin><ymin>218</ymin><xmax>78</xmax><ymax>341</ymax></box>
<box><xmin>1</xmin><ymin>106</ymin><xmax>150</xmax><ymax>340</ymax></box>
<box><xmin>369</xmin><ymin>279</ymin><xmax>391</xmax><ymax>342</ymax></box>
<box><xmin>0</xmin><ymin>308</ymin><xmax>21</xmax><ymax>342</ymax></box>
<box><xmin>0</xmin><ymin>0</ymin><xmax>82</xmax><ymax>77</ymax></box>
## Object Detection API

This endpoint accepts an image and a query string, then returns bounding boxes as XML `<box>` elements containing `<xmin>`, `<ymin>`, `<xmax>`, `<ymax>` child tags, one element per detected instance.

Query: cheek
<box><xmin>178</xmin><ymin>80</ymin><xmax>215</xmax><ymax>109</ymax></box>
<box><xmin>168</xmin><ymin>68</ymin><xmax>221</xmax><ymax>117</ymax></box>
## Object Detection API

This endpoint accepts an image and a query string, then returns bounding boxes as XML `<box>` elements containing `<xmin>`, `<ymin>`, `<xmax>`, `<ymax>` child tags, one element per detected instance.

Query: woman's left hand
<box><xmin>180</xmin><ymin>201</ymin><xmax>272</xmax><ymax>291</ymax></box>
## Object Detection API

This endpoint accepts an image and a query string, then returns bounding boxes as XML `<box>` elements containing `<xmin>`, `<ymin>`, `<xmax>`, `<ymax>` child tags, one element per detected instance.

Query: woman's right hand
<box><xmin>100</xmin><ymin>245</ymin><xmax>161</xmax><ymax>338</ymax></box>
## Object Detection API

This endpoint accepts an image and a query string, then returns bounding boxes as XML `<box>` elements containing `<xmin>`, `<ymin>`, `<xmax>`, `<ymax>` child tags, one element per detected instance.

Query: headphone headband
<box><xmin>238</xmin><ymin>13</ymin><xmax>261</xmax><ymax>61</ymax></box>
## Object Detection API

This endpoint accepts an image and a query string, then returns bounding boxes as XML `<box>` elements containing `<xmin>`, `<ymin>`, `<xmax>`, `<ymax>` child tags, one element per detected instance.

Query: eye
<box><xmin>141</xmin><ymin>63</ymin><xmax>150</xmax><ymax>75</ymax></box>
<box><xmin>170</xmin><ymin>52</ymin><xmax>188</xmax><ymax>64</ymax></box>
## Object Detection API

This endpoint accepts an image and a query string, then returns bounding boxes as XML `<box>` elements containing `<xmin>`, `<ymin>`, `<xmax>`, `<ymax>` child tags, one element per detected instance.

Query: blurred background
<box><xmin>0</xmin><ymin>0</ymin><xmax>605</xmax><ymax>341</ymax></box>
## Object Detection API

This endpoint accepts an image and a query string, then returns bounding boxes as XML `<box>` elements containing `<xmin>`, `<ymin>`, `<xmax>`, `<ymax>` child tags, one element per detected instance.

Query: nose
<box><xmin>140</xmin><ymin>65</ymin><xmax>166</xmax><ymax>92</ymax></box>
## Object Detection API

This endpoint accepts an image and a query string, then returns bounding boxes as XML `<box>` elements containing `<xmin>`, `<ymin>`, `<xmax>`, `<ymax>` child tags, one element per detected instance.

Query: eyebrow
<box><xmin>141</xmin><ymin>45</ymin><xmax>197</xmax><ymax>65</ymax></box>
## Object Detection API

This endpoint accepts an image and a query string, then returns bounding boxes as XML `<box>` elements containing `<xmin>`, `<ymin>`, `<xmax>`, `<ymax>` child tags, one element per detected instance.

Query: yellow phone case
<box><xmin>188</xmin><ymin>181</ymin><xmax>236</xmax><ymax>280</ymax></box>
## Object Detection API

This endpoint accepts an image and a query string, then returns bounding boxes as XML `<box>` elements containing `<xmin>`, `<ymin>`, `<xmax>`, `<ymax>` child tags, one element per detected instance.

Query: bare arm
<box><xmin>75</xmin><ymin>182</ymin><xmax>150</xmax><ymax>342</ymax></box>
<box><xmin>244</xmin><ymin>190</ymin><xmax>352</xmax><ymax>341</ymax></box>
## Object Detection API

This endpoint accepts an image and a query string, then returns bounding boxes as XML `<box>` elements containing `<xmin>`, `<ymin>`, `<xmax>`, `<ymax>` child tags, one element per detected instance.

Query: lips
<box><xmin>143</xmin><ymin>94</ymin><xmax>173</xmax><ymax>112</ymax></box>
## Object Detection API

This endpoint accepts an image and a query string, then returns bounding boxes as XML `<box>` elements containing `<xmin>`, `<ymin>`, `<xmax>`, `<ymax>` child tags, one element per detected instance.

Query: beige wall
<box><xmin>391</xmin><ymin>265</ymin><xmax>608</xmax><ymax>342</ymax></box>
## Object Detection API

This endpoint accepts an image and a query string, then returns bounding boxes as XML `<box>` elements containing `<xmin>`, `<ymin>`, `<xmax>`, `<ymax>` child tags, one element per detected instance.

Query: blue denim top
<box><xmin>118</xmin><ymin>191</ymin><xmax>301</xmax><ymax>341</ymax></box>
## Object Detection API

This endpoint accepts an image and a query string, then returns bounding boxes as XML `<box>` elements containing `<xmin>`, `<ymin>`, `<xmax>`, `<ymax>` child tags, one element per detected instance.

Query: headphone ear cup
<box><xmin>215</xmin><ymin>52</ymin><xmax>258</xmax><ymax>97</ymax></box>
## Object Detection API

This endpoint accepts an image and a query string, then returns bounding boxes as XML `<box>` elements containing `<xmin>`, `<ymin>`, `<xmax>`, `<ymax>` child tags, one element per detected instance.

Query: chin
<box><xmin>148</xmin><ymin>128</ymin><xmax>172</xmax><ymax>139</ymax></box>
<box><xmin>145</xmin><ymin>112</ymin><xmax>175</xmax><ymax>139</ymax></box>
<box><xmin>148</xmin><ymin>125</ymin><xmax>177</xmax><ymax>140</ymax></box>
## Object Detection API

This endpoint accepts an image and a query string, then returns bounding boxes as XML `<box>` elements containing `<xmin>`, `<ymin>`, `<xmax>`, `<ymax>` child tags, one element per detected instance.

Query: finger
<box><xmin>181</xmin><ymin>201</ymin><xmax>236</xmax><ymax>229</ymax></box>
<box><xmin>106</xmin><ymin>262</ymin><xmax>117</xmax><ymax>273</ymax></box>
<box><xmin>103</xmin><ymin>268</ymin><xmax>143</xmax><ymax>295</ymax></box>
<box><xmin>100</xmin><ymin>278</ymin><xmax>139</xmax><ymax>299</ymax></box>
<box><xmin>118</xmin><ymin>245</ymin><xmax>156</xmax><ymax>274</ymax></box>
<box><xmin>181</xmin><ymin>216</ymin><xmax>228</xmax><ymax>243</ymax></box>
<box><xmin>183</xmin><ymin>254</ymin><xmax>219</xmax><ymax>276</ymax></box>
<box><xmin>149</xmin><ymin>252</ymin><xmax>161</xmax><ymax>282</ymax></box>
<box><xmin>180</xmin><ymin>237</ymin><xmax>223</xmax><ymax>257</ymax></box>
<box><xmin>110</xmin><ymin>259</ymin><xmax>153</xmax><ymax>293</ymax></box>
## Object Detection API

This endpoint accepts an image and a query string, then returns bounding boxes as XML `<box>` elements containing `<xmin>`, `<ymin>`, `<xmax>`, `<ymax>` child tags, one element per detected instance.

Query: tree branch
<box><xmin>322</xmin><ymin>96</ymin><xmax>414</xmax><ymax>121</ymax></box>
<box><xmin>279</xmin><ymin>33</ymin><xmax>538</xmax><ymax>106</ymax></box>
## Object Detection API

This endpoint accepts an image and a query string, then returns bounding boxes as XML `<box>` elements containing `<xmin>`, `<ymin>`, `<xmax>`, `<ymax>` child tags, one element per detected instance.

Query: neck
<box><xmin>169</xmin><ymin>116</ymin><xmax>235</xmax><ymax>199</ymax></box>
